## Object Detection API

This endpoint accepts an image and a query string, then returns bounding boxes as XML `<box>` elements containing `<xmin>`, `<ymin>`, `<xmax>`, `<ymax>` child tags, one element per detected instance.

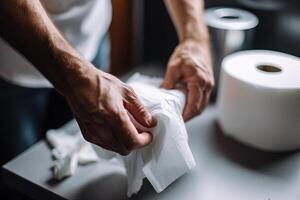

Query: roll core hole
<box><xmin>220</xmin><ymin>15</ymin><xmax>240</xmax><ymax>20</ymax></box>
<box><xmin>256</xmin><ymin>64</ymin><xmax>282</xmax><ymax>73</ymax></box>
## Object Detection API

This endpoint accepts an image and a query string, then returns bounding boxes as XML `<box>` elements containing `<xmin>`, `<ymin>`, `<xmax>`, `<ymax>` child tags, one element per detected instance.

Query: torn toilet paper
<box><xmin>46</xmin><ymin>73</ymin><xmax>196</xmax><ymax>196</ymax></box>
<box><xmin>46</xmin><ymin>121</ymin><xmax>99</xmax><ymax>180</ymax></box>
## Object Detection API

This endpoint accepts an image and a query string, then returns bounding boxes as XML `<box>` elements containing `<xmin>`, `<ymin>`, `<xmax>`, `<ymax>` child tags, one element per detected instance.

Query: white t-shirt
<box><xmin>0</xmin><ymin>0</ymin><xmax>112</xmax><ymax>88</ymax></box>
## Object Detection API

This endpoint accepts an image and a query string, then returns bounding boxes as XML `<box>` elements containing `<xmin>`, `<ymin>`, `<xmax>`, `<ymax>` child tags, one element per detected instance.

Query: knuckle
<box><xmin>136</xmin><ymin>104</ymin><xmax>148</xmax><ymax>115</ymax></box>
<box><xmin>126</xmin><ymin>86</ymin><xmax>135</xmax><ymax>93</ymax></box>
<box><xmin>168</xmin><ymin>63</ymin><xmax>177</xmax><ymax>69</ymax></box>
<box><xmin>95</xmin><ymin>102</ymin><xmax>110</xmax><ymax>116</ymax></box>
<box><xmin>106</xmin><ymin>104</ymin><xmax>119</xmax><ymax>114</ymax></box>
<box><xmin>124</xmin><ymin>86</ymin><xmax>137</xmax><ymax>99</ymax></box>
<box><xmin>106</xmin><ymin>106</ymin><xmax>123</xmax><ymax>120</ymax></box>
<box><xmin>197</xmin><ymin>79</ymin><xmax>206</xmax><ymax>88</ymax></box>
<box><xmin>194</xmin><ymin>73</ymin><xmax>205</xmax><ymax>85</ymax></box>
<box><xmin>206</xmin><ymin>80</ymin><xmax>214</xmax><ymax>90</ymax></box>
<box><xmin>127</xmin><ymin>93</ymin><xmax>138</xmax><ymax>102</ymax></box>
<box><xmin>206</xmin><ymin>79</ymin><xmax>215</xmax><ymax>91</ymax></box>
<box><xmin>182</xmin><ymin>59</ymin><xmax>191</xmax><ymax>67</ymax></box>
<box><xmin>117</xmin><ymin>109</ymin><xmax>127</xmax><ymax>121</ymax></box>
<box><xmin>194</xmin><ymin>72</ymin><xmax>214</xmax><ymax>91</ymax></box>
<box><xmin>186</xmin><ymin>63</ymin><xmax>198</xmax><ymax>72</ymax></box>
<box><xmin>202</xmin><ymin>76</ymin><xmax>209</xmax><ymax>85</ymax></box>
<box><xmin>204</xmin><ymin>78</ymin><xmax>211</xmax><ymax>89</ymax></box>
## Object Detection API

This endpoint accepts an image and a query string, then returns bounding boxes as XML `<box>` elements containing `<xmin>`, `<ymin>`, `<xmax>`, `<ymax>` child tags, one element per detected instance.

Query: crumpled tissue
<box><xmin>122</xmin><ymin>73</ymin><xmax>196</xmax><ymax>196</ymax></box>
<box><xmin>46</xmin><ymin>120</ymin><xmax>99</xmax><ymax>180</ymax></box>
<box><xmin>46</xmin><ymin>73</ymin><xmax>196</xmax><ymax>196</ymax></box>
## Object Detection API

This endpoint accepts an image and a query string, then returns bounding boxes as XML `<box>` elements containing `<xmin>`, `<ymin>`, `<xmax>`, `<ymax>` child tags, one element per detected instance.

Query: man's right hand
<box><xmin>63</xmin><ymin>65</ymin><xmax>157</xmax><ymax>156</ymax></box>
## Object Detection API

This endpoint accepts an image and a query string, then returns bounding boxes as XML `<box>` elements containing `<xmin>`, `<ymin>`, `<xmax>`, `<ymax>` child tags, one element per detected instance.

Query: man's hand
<box><xmin>163</xmin><ymin>0</ymin><xmax>214</xmax><ymax>121</ymax></box>
<box><xmin>162</xmin><ymin>39</ymin><xmax>214</xmax><ymax>121</ymax></box>
<box><xmin>63</xmin><ymin>65</ymin><xmax>157</xmax><ymax>155</ymax></box>
<box><xmin>0</xmin><ymin>0</ymin><xmax>157</xmax><ymax>155</ymax></box>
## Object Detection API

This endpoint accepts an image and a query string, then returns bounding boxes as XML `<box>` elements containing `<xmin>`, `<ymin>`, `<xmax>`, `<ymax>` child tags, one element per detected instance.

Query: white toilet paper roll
<box><xmin>205</xmin><ymin>7</ymin><xmax>258</xmax><ymax>99</ymax></box>
<box><xmin>217</xmin><ymin>50</ymin><xmax>300</xmax><ymax>151</ymax></box>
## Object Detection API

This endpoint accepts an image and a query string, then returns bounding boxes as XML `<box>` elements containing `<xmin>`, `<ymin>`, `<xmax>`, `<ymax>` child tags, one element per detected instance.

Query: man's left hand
<box><xmin>161</xmin><ymin>39</ymin><xmax>214</xmax><ymax>121</ymax></box>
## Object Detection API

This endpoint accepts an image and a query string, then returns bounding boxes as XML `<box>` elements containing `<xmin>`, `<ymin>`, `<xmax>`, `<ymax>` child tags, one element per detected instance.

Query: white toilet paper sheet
<box><xmin>46</xmin><ymin>73</ymin><xmax>196</xmax><ymax>196</ymax></box>
<box><xmin>46</xmin><ymin>121</ymin><xmax>99</xmax><ymax>180</ymax></box>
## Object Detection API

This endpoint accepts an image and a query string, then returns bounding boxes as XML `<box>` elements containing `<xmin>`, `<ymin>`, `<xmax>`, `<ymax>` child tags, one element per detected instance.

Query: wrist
<box><xmin>181</xmin><ymin>32</ymin><xmax>209</xmax><ymax>45</ymax></box>
<box><xmin>50</xmin><ymin>51</ymin><xmax>94</xmax><ymax>95</ymax></box>
<box><xmin>60</xmin><ymin>60</ymin><xmax>96</xmax><ymax>96</ymax></box>
<box><xmin>178</xmin><ymin>37</ymin><xmax>213</xmax><ymax>74</ymax></box>
<box><xmin>180</xmin><ymin>36</ymin><xmax>210</xmax><ymax>52</ymax></box>
<box><xmin>179</xmin><ymin>22</ymin><xmax>210</xmax><ymax>45</ymax></box>
<box><xmin>45</xmin><ymin>35</ymin><xmax>95</xmax><ymax>95</ymax></box>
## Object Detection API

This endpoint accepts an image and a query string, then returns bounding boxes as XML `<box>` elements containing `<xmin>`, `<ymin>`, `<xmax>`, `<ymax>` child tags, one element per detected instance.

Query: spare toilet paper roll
<box><xmin>217</xmin><ymin>50</ymin><xmax>300</xmax><ymax>151</ymax></box>
<box><xmin>205</xmin><ymin>7</ymin><xmax>258</xmax><ymax>99</ymax></box>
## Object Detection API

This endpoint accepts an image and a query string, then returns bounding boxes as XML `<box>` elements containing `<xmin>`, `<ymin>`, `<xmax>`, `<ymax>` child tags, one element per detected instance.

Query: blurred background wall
<box><xmin>109</xmin><ymin>0</ymin><xmax>300</xmax><ymax>76</ymax></box>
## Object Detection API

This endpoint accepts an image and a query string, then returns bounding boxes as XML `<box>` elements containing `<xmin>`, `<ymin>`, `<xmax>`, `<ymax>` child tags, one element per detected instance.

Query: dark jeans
<box><xmin>0</xmin><ymin>83</ymin><xmax>51</xmax><ymax>165</ymax></box>
<box><xmin>0</xmin><ymin>34</ymin><xmax>110</xmax><ymax>199</ymax></box>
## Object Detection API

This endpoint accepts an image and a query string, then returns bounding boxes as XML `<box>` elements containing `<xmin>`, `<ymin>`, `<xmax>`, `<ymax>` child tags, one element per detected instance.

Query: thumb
<box><xmin>161</xmin><ymin>63</ymin><xmax>181</xmax><ymax>90</ymax></box>
<box><xmin>124</xmin><ymin>92</ymin><xmax>157</xmax><ymax>128</ymax></box>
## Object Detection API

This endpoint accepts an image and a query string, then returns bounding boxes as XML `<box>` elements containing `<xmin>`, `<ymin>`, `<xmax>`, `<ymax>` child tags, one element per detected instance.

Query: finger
<box><xmin>102</xmin><ymin>119</ymin><xmax>132</xmax><ymax>156</ymax></box>
<box><xmin>110</xmin><ymin>108</ymin><xmax>153</xmax><ymax>151</ymax></box>
<box><xmin>124</xmin><ymin>89</ymin><xmax>157</xmax><ymax>128</ymax></box>
<box><xmin>110</xmin><ymin>129</ymin><xmax>131</xmax><ymax>156</ymax></box>
<box><xmin>80</xmin><ymin>120</ymin><xmax>122</xmax><ymax>153</ymax></box>
<box><xmin>161</xmin><ymin>61</ymin><xmax>181</xmax><ymax>89</ymax></box>
<box><xmin>200</xmin><ymin>90</ymin><xmax>211</xmax><ymax>113</ymax></box>
<box><xmin>183</xmin><ymin>84</ymin><xmax>203</xmax><ymax>122</ymax></box>
<box><xmin>76</xmin><ymin>113</ymin><xmax>127</xmax><ymax>154</ymax></box>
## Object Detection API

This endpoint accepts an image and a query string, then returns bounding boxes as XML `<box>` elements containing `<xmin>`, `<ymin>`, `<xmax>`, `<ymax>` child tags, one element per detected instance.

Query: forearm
<box><xmin>164</xmin><ymin>0</ymin><xmax>209</xmax><ymax>43</ymax></box>
<box><xmin>0</xmin><ymin>0</ymin><xmax>90</xmax><ymax>94</ymax></box>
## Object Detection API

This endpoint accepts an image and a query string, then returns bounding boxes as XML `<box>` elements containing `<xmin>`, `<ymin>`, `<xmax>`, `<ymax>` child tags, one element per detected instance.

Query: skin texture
<box><xmin>0</xmin><ymin>0</ymin><xmax>213</xmax><ymax>155</ymax></box>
